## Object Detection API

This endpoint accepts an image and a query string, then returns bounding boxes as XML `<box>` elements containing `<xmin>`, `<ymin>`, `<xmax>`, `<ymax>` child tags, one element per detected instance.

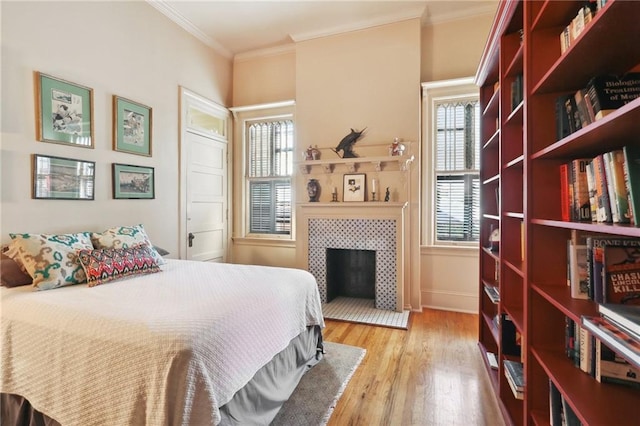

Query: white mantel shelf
<box><xmin>299</xmin><ymin>202</ymin><xmax>407</xmax><ymax>208</ymax></box>
<box><xmin>297</xmin><ymin>155</ymin><xmax>414</xmax><ymax>174</ymax></box>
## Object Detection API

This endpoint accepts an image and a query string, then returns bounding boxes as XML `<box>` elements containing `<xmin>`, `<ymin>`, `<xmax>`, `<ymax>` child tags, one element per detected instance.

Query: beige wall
<box><xmin>231</xmin><ymin>13</ymin><xmax>494</xmax><ymax>312</ymax></box>
<box><xmin>1</xmin><ymin>1</ymin><xmax>232</xmax><ymax>254</ymax></box>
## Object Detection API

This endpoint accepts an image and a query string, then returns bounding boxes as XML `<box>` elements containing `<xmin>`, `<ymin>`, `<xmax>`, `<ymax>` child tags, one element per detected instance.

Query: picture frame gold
<box><xmin>34</xmin><ymin>72</ymin><xmax>94</xmax><ymax>148</ymax></box>
<box><xmin>113</xmin><ymin>96</ymin><xmax>152</xmax><ymax>156</ymax></box>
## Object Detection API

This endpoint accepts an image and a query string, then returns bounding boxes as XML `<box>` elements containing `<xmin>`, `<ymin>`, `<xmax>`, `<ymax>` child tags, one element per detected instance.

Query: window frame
<box><xmin>230</xmin><ymin>101</ymin><xmax>296</xmax><ymax>241</ymax></box>
<box><xmin>421</xmin><ymin>78</ymin><xmax>480</xmax><ymax>249</ymax></box>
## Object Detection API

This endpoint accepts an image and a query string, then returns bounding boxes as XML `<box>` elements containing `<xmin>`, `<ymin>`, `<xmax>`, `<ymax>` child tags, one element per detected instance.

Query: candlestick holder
<box><xmin>371</xmin><ymin>192</ymin><xmax>377</xmax><ymax>202</ymax></box>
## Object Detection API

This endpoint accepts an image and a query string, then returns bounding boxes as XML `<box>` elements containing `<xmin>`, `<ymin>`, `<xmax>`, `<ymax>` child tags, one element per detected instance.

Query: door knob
<box><xmin>188</xmin><ymin>232</ymin><xmax>195</xmax><ymax>247</ymax></box>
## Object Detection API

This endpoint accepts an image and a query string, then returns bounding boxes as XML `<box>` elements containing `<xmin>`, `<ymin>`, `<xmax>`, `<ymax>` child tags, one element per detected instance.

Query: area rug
<box><xmin>322</xmin><ymin>296</ymin><xmax>410</xmax><ymax>329</ymax></box>
<box><xmin>271</xmin><ymin>341</ymin><xmax>366</xmax><ymax>426</ymax></box>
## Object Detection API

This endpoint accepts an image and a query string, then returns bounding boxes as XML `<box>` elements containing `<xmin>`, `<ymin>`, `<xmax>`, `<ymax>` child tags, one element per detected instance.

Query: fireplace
<box><xmin>297</xmin><ymin>202</ymin><xmax>407</xmax><ymax>312</ymax></box>
<box><xmin>326</xmin><ymin>248</ymin><xmax>376</xmax><ymax>302</ymax></box>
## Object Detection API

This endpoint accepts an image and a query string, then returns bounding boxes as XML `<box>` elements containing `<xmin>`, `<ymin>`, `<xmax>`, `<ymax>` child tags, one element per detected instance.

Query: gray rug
<box><xmin>271</xmin><ymin>341</ymin><xmax>366</xmax><ymax>426</ymax></box>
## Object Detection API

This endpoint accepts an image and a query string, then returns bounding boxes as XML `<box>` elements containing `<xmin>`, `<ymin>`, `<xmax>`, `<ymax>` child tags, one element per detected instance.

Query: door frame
<box><xmin>178</xmin><ymin>86</ymin><xmax>231</xmax><ymax>260</ymax></box>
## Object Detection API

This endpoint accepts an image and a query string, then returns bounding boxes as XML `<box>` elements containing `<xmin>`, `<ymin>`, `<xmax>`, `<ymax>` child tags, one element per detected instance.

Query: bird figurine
<box><xmin>332</xmin><ymin>127</ymin><xmax>366</xmax><ymax>158</ymax></box>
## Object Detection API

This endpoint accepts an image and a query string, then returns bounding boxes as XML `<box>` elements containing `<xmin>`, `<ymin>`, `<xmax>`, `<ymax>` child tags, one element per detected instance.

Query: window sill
<box><xmin>232</xmin><ymin>237</ymin><xmax>296</xmax><ymax>248</ymax></box>
<box><xmin>420</xmin><ymin>245</ymin><xmax>479</xmax><ymax>258</ymax></box>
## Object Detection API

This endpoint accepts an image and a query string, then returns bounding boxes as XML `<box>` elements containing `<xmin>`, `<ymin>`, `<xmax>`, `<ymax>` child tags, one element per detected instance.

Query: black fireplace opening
<box><xmin>326</xmin><ymin>248</ymin><xmax>375</xmax><ymax>303</ymax></box>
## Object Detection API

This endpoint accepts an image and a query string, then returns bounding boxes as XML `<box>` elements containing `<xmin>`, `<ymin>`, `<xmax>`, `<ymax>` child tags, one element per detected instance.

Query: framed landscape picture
<box><xmin>343</xmin><ymin>173</ymin><xmax>366</xmax><ymax>202</ymax></box>
<box><xmin>113</xmin><ymin>96</ymin><xmax>152</xmax><ymax>156</ymax></box>
<box><xmin>32</xmin><ymin>154</ymin><xmax>95</xmax><ymax>200</ymax></box>
<box><xmin>35</xmin><ymin>72</ymin><xmax>94</xmax><ymax>148</ymax></box>
<box><xmin>112</xmin><ymin>163</ymin><xmax>155</xmax><ymax>199</ymax></box>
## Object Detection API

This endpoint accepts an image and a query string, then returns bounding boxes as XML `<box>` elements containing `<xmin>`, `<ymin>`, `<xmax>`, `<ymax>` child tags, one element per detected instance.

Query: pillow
<box><xmin>77</xmin><ymin>244</ymin><xmax>161</xmax><ymax>287</ymax></box>
<box><xmin>7</xmin><ymin>232</ymin><xmax>94</xmax><ymax>290</ymax></box>
<box><xmin>1</xmin><ymin>258</ymin><xmax>33</xmax><ymax>287</ymax></box>
<box><xmin>91</xmin><ymin>224</ymin><xmax>165</xmax><ymax>265</ymax></box>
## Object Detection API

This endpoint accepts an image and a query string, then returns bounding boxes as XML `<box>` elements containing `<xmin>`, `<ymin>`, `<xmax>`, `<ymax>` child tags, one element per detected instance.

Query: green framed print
<box><xmin>113</xmin><ymin>163</ymin><xmax>155</xmax><ymax>199</ymax></box>
<box><xmin>32</xmin><ymin>154</ymin><xmax>95</xmax><ymax>200</ymax></box>
<box><xmin>35</xmin><ymin>72</ymin><xmax>94</xmax><ymax>148</ymax></box>
<box><xmin>113</xmin><ymin>96</ymin><xmax>152</xmax><ymax>156</ymax></box>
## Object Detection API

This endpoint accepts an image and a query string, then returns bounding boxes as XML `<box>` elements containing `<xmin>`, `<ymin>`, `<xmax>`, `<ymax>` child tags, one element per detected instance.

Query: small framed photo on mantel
<box><xmin>343</xmin><ymin>173</ymin><xmax>366</xmax><ymax>202</ymax></box>
<box><xmin>113</xmin><ymin>95</ymin><xmax>152</xmax><ymax>156</ymax></box>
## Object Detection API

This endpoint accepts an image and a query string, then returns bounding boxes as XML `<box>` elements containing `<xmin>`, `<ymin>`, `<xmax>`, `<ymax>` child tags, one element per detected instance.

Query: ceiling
<box><xmin>148</xmin><ymin>0</ymin><xmax>498</xmax><ymax>58</ymax></box>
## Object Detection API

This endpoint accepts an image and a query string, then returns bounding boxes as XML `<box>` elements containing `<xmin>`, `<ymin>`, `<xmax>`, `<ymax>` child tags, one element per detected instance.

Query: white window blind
<box><xmin>247</xmin><ymin>120</ymin><xmax>294</xmax><ymax>235</ymax></box>
<box><xmin>434</xmin><ymin>100</ymin><xmax>480</xmax><ymax>243</ymax></box>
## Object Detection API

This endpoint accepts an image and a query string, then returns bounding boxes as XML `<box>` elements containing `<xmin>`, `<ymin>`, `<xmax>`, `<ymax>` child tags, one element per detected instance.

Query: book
<box><xmin>595</xmin><ymin>339</ymin><xmax>640</xmax><ymax>389</ymax></box>
<box><xmin>549</xmin><ymin>380</ymin><xmax>564</xmax><ymax>426</ymax></box>
<box><xmin>569</xmin><ymin>241</ymin><xmax>589</xmax><ymax>299</ymax></box>
<box><xmin>578</xmin><ymin>325</ymin><xmax>594</xmax><ymax>375</ymax></box>
<box><xmin>566</xmin><ymin>317</ymin><xmax>579</xmax><ymax>366</ymax></box>
<box><xmin>484</xmin><ymin>284</ymin><xmax>500</xmax><ymax>304</ymax></box>
<box><xmin>593</xmin><ymin>154</ymin><xmax>613</xmax><ymax>222</ymax></box>
<box><xmin>562</xmin><ymin>395</ymin><xmax>583</xmax><ymax>426</ymax></box>
<box><xmin>564</xmin><ymin>95</ymin><xmax>582</xmax><ymax>134</ymax></box>
<box><xmin>486</xmin><ymin>351</ymin><xmax>498</xmax><ymax>369</ymax></box>
<box><xmin>602</xmin><ymin>244</ymin><xmax>640</xmax><ymax>305</ymax></box>
<box><xmin>503</xmin><ymin>359</ymin><xmax>524</xmax><ymax>400</ymax></box>
<box><xmin>570</xmin><ymin>158</ymin><xmax>591</xmax><ymax>221</ymax></box>
<box><xmin>599</xmin><ymin>303</ymin><xmax>640</xmax><ymax>340</ymax></box>
<box><xmin>584</xmin><ymin>160</ymin><xmax>598</xmax><ymax>221</ymax></box>
<box><xmin>555</xmin><ymin>94</ymin><xmax>572</xmax><ymax>140</ymax></box>
<box><xmin>582</xmin><ymin>315</ymin><xmax>640</xmax><ymax>369</ymax></box>
<box><xmin>574</xmin><ymin>88</ymin><xmax>592</xmax><ymax>128</ymax></box>
<box><xmin>560</xmin><ymin>163</ymin><xmax>571</xmax><ymax>221</ymax></box>
<box><xmin>623</xmin><ymin>145</ymin><xmax>640</xmax><ymax>227</ymax></box>
<box><xmin>603</xmin><ymin>151</ymin><xmax>620</xmax><ymax>223</ymax></box>
<box><xmin>608</xmin><ymin>149</ymin><xmax>631</xmax><ymax>224</ymax></box>
<box><xmin>585</xmin><ymin>73</ymin><xmax>640</xmax><ymax>120</ymax></box>
<box><xmin>586</xmin><ymin>237</ymin><xmax>639</xmax><ymax>303</ymax></box>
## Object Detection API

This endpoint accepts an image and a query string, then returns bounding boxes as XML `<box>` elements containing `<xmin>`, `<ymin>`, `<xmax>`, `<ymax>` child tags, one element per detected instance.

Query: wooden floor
<box><xmin>323</xmin><ymin>308</ymin><xmax>505</xmax><ymax>426</ymax></box>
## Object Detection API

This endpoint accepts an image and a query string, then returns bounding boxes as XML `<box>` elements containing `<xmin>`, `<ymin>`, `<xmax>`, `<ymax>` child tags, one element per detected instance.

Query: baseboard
<box><xmin>421</xmin><ymin>289</ymin><xmax>478</xmax><ymax>314</ymax></box>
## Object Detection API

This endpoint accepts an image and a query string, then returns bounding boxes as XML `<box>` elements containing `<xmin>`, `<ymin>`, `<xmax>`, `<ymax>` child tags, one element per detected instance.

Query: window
<box><xmin>246</xmin><ymin>119</ymin><xmax>294</xmax><ymax>235</ymax></box>
<box><xmin>422</xmin><ymin>78</ymin><xmax>480</xmax><ymax>247</ymax></box>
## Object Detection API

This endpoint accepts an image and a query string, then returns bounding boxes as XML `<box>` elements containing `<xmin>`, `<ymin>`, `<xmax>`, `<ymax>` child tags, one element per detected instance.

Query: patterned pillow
<box><xmin>1</xmin><ymin>258</ymin><xmax>33</xmax><ymax>287</ymax></box>
<box><xmin>91</xmin><ymin>224</ymin><xmax>165</xmax><ymax>265</ymax></box>
<box><xmin>7</xmin><ymin>232</ymin><xmax>94</xmax><ymax>290</ymax></box>
<box><xmin>77</xmin><ymin>244</ymin><xmax>161</xmax><ymax>287</ymax></box>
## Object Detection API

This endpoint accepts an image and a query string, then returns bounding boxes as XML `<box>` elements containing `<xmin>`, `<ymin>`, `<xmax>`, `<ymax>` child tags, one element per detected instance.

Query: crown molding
<box><xmin>234</xmin><ymin>43</ymin><xmax>296</xmax><ymax>63</ymax></box>
<box><xmin>423</xmin><ymin>3</ymin><xmax>497</xmax><ymax>26</ymax></box>
<box><xmin>146</xmin><ymin>0</ymin><xmax>233</xmax><ymax>59</ymax></box>
<box><xmin>290</xmin><ymin>6</ymin><xmax>425</xmax><ymax>43</ymax></box>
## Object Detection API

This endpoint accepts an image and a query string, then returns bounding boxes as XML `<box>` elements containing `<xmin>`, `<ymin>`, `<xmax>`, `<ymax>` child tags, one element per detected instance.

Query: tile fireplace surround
<box><xmin>297</xmin><ymin>202</ymin><xmax>408</xmax><ymax>312</ymax></box>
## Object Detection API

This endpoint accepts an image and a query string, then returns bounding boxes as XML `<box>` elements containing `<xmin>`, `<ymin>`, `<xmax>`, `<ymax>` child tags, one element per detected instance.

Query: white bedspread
<box><xmin>0</xmin><ymin>259</ymin><xmax>324</xmax><ymax>425</ymax></box>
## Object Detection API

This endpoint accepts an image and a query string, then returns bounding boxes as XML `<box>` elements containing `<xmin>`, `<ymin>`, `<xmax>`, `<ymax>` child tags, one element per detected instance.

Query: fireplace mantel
<box><xmin>296</xmin><ymin>201</ymin><xmax>408</xmax><ymax>311</ymax></box>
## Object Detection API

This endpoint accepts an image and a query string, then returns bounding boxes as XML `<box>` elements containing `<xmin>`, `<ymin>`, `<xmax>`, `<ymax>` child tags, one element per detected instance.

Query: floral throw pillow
<box><xmin>91</xmin><ymin>224</ymin><xmax>165</xmax><ymax>265</ymax></box>
<box><xmin>7</xmin><ymin>232</ymin><xmax>93</xmax><ymax>290</ymax></box>
<box><xmin>77</xmin><ymin>244</ymin><xmax>161</xmax><ymax>287</ymax></box>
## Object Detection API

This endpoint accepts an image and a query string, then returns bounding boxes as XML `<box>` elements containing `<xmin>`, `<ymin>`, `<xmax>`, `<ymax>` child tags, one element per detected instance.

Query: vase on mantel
<box><xmin>307</xmin><ymin>179</ymin><xmax>319</xmax><ymax>202</ymax></box>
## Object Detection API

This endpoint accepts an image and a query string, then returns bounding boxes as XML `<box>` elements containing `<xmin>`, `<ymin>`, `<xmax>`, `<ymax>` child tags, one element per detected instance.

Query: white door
<box><xmin>179</xmin><ymin>88</ymin><xmax>229</xmax><ymax>262</ymax></box>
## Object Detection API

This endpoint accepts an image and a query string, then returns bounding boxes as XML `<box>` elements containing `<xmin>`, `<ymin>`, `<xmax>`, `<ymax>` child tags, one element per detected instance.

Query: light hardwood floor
<box><xmin>323</xmin><ymin>308</ymin><xmax>506</xmax><ymax>426</ymax></box>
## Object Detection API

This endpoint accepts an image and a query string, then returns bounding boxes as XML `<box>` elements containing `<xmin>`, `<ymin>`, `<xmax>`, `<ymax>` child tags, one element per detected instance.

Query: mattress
<box><xmin>0</xmin><ymin>259</ymin><xmax>325</xmax><ymax>425</ymax></box>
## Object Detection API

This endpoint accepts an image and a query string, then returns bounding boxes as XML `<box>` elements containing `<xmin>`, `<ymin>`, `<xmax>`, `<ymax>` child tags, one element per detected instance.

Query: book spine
<box><xmin>610</xmin><ymin>149</ymin><xmax>631</xmax><ymax>224</ymax></box>
<box><xmin>585</xmin><ymin>160</ymin><xmax>598</xmax><ymax>221</ymax></box>
<box><xmin>623</xmin><ymin>145</ymin><xmax>640</xmax><ymax>227</ymax></box>
<box><xmin>572</xmin><ymin>158</ymin><xmax>592</xmax><ymax>221</ymax></box>
<box><xmin>560</xmin><ymin>163</ymin><xmax>571</xmax><ymax>221</ymax></box>
<box><xmin>603</xmin><ymin>151</ymin><xmax>620</xmax><ymax>222</ymax></box>
<box><xmin>593</xmin><ymin>154</ymin><xmax>613</xmax><ymax>222</ymax></box>
<box><xmin>555</xmin><ymin>94</ymin><xmax>572</xmax><ymax>140</ymax></box>
<box><xmin>574</xmin><ymin>88</ymin><xmax>591</xmax><ymax>128</ymax></box>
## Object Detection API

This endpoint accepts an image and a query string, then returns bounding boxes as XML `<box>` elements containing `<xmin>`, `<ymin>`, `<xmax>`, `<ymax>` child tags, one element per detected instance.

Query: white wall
<box><xmin>1</xmin><ymin>1</ymin><xmax>232</xmax><ymax>254</ymax></box>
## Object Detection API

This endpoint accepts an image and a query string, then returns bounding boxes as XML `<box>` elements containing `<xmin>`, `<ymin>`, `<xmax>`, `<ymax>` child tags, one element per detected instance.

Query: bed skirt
<box><xmin>1</xmin><ymin>325</ymin><xmax>323</xmax><ymax>426</ymax></box>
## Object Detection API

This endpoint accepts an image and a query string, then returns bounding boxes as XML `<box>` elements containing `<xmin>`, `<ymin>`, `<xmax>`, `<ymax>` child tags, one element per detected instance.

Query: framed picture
<box><xmin>112</xmin><ymin>163</ymin><xmax>155</xmax><ymax>199</ymax></box>
<box><xmin>113</xmin><ymin>96</ymin><xmax>152</xmax><ymax>156</ymax></box>
<box><xmin>34</xmin><ymin>72</ymin><xmax>94</xmax><ymax>148</ymax></box>
<box><xmin>32</xmin><ymin>154</ymin><xmax>95</xmax><ymax>200</ymax></box>
<box><xmin>343</xmin><ymin>173</ymin><xmax>366</xmax><ymax>202</ymax></box>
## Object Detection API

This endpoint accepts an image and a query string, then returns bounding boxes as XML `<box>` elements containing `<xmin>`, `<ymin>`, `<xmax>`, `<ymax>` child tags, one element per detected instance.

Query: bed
<box><xmin>0</xmin><ymin>257</ymin><xmax>325</xmax><ymax>425</ymax></box>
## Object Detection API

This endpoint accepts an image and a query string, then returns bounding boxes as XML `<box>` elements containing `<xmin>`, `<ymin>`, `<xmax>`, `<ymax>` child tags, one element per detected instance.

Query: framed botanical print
<box><xmin>343</xmin><ymin>173</ymin><xmax>366</xmax><ymax>202</ymax></box>
<box><xmin>112</xmin><ymin>163</ymin><xmax>155</xmax><ymax>199</ymax></box>
<box><xmin>32</xmin><ymin>154</ymin><xmax>95</xmax><ymax>200</ymax></box>
<box><xmin>35</xmin><ymin>72</ymin><xmax>94</xmax><ymax>148</ymax></box>
<box><xmin>113</xmin><ymin>96</ymin><xmax>152</xmax><ymax>156</ymax></box>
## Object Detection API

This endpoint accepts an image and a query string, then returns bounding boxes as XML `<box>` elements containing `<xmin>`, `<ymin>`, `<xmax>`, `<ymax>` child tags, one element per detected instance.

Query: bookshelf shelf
<box><xmin>476</xmin><ymin>1</ymin><xmax>640</xmax><ymax>424</ymax></box>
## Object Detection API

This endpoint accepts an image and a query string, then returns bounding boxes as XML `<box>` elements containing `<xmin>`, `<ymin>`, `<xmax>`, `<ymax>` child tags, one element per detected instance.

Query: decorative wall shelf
<box><xmin>297</xmin><ymin>155</ymin><xmax>414</xmax><ymax>174</ymax></box>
